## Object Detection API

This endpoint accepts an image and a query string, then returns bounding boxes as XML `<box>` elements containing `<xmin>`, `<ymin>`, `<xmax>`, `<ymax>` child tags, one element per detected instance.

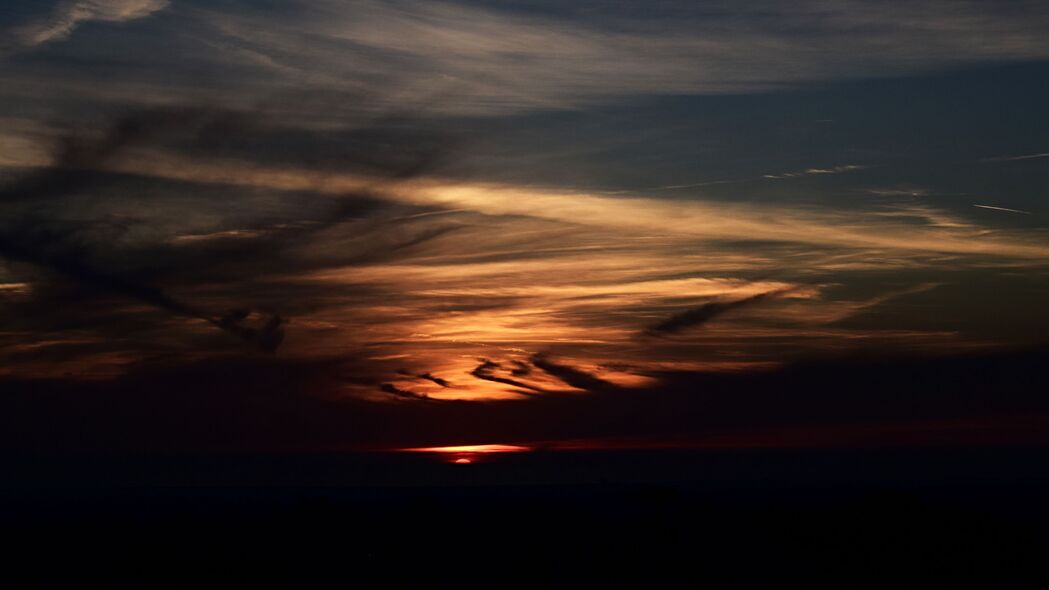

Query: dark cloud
<box><xmin>531</xmin><ymin>354</ymin><xmax>617</xmax><ymax>392</ymax></box>
<box><xmin>0</xmin><ymin>103</ymin><xmax>456</xmax><ymax>354</ymax></box>
<box><xmin>397</xmin><ymin>370</ymin><xmax>452</xmax><ymax>388</ymax></box>
<box><xmin>0</xmin><ymin>109</ymin><xmax>287</xmax><ymax>350</ymax></box>
<box><xmin>2</xmin><ymin>348</ymin><xmax>1049</xmax><ymax>455</ymax></box>
<box><xmin>470</xmin><ymin>359</ymin><xmax>545</xmax><ymax>395</ymax></box>
<box><xmin>380</xmin><ymin>382</ymin><xmax>432</xmax><ymax>401</ymax></box>
<box><xmin>418</xmin><ymin>372</ymin><xmax>451</xmax><ymax>388</ymax></box>
<box><xmin>643</xmin><ymin>288</ymin><xmax>792</xmax><ymax>336</ymax></box>
<box><xmin>0</xmin><ymin>107</ymin><xmax>253</xmax><ymax>204</ymax></box>
<box><xmin>510</xmin><ymin>360</ymin><xmax>532</xmax><ymax>377</ymax></box>
<box><xmin>0</xmin><ymin>223</ymin><xmax>286</xmax><ymax>352</ymax></box>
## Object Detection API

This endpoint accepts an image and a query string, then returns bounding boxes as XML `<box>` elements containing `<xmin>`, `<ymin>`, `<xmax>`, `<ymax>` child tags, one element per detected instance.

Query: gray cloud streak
<box><xmin>981</xmin><ymin>152</ymin><xmax>1049</xmax><ymax>162</ymax></box>
<box><xmin>644</xmin><ymin>288</ymin><xmax>793</xmax><ymax>337</ymax></box>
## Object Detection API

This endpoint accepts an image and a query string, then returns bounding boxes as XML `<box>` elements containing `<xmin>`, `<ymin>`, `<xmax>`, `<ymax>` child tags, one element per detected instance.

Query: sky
<box><xmin>2</xmin><ymin>0</ymin><xmax>1049</xmax><ymax>452</ymax></box>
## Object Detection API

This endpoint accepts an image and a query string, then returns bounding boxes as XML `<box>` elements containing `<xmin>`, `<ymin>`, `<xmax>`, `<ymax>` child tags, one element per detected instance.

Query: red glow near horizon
<box><xmin>402</xmin><ymin>444</ymin><xmax>532</xmax><ymax>454</ymax></box>
<box><xmin>401</xmin><ymin>443</ymin><xmax>533</xmax><ymax>463</ymax></box>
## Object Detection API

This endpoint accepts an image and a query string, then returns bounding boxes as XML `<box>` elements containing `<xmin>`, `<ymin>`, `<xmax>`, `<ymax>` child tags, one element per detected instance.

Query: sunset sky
<box><xmin>2</xmin><ymin>0</ymin><xmax>1049</xmax><ymax>452</ymax></box>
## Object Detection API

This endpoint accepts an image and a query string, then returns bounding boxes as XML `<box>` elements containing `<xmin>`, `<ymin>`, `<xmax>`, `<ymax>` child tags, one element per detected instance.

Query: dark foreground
<box><xmin>4</xmin><ymin>448</ymin><xmax>1049</xmax><ymax>588</ymax></box>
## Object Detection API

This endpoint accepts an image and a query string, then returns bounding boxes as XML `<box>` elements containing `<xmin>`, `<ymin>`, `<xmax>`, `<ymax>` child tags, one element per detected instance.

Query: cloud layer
<box><xmin>6</xmin><ymin>1</ymin><xmax>1049</xmax><ymax>115</ymax></box>
<box><xmin>4</xmin><ymin>109</ymin><xmax>1047</xmax><ymax>400</ymax></box>
<box><xmin>199</xmin><ymin>0</ymin><xmax>1049</xmax><ymax>113</ymax></box>
<box><xmin>1</xmin><ymin>1</ymin><xmax>1049</xmax><ymax>449</ymax></box>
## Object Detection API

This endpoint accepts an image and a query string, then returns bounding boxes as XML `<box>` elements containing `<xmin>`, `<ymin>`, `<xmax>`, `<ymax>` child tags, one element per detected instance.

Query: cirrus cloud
<box><xmin>8</xmin><ymin>0</ymin><xmax>169</xmax><ymax>50</ymax></box>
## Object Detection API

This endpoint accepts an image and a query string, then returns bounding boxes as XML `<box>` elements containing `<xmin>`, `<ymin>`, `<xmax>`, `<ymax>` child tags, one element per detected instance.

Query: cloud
<box><xmin>763</xmin><ymin>165</ymin><xmax>866</xmax><ymax>180</ymax></box>
<box><xmin>190</xmin><ymin>0</ymin><xmax>1049</xmax><ymax>114</ymax></box>
<box><xmin>0</xmin><ymin>104</ymin><xmax>452</xmax><ymax>357</ymax></box>
<box><xmin>643</xmin><ymin>289</ymin><xmax>794</xmax><ymax>336</ymax></box>
<box><xmin>10</xmin><ymin>0</ymin><xmax>169</xmax><ymax>50</ymax></box>
<box><xmin>864</xmin><ymin>187</ymin><xmax>931</xmax><ymax>198</ymax></box>
<box><xmin>385</xmin><ymin>179</ymin><xmax>1049</xmax><ymax>260</ymax></box>
<box><xmin>419</xmin><ymin>372</ymin><xmax>451</xmax><ymax>388</ymax></box>
<box><xmin>397</xmin><ymin>370</ymin><xmax>452</xmax><ymax>388</ymax></box>
<box><xmin>650</xmin><ymin>165</ymin><xmax>865</xmax><ymax>191</ymax></box>
<box><xmin>3</xmin><ymin>103</ymin><xmax>1049</xmax><ymax>397</ymax></box>
<box><xmin>4</xmin><ymin>348</ymin><xmax>1049</xmax><ymax>454</ymax></box>
<box><xmin>0</xmin><ymin>108</ymin><xmax>291</xmax><ymax>351</ymax></box>
<box><xmin>5</xmin><ymin>1</ymin><xmax>1049</xmax><ymax>119</ymax></box>
<box><xmin>531</xmin><ymin>354</ymin><xmax>618</xmax><ymax>393</ymax></box>
<box><xmin>7</xmin><ymin>1</ymin><xmax>1049</xmax><ymax>120</ymax></box>
<box><xmin>380</xmin><ymin>382</ymin><xmax>432</xmax><ymax>401</ymax></box>
<box><xmin>981</xmin><ymin>152</ymin><xmax>1049</xmax><ymax>162</ymax></box>
<box><xmin>78</xmin><ymin>151</ymin><xmax>1049</xmax><ymax>260</ymax></box>
<box><xmin>973</xmin><ymin>204</ymin><xmax>1033</xmax><ymax>215</ymax></box>
<box><xmin>469</xmin><ymin>360</ymin><xmax>545</xmax><ymax>395</ymax></box>
<box><xmin>6</xmin><ymin>115</ymin><xmax>1038</xmax><ymax>392</ymax></box>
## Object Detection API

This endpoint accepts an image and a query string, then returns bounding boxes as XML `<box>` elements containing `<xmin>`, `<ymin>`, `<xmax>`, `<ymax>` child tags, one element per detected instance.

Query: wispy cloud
<box><xmin>648</xmin><ymin>165</ymin><xmax>865</xmax><ymax>193</ymax></box>
<box><xmin>186</xmin><ymin>0</ymin><xmax>1049</xmax><ymax>114</ymax></box>
<box><xmin>5</xmin><ymin>1</ymin><xmax>1049</xmax><ymax>117</ymax></box>
<box><xmin>981</xmin><ymin>152</ymin><xmax>1049</xmax><ymax>162</ymax></box>
<box><xmin>8</xmin><ymin>0</ymin><xmax>169</xmax><ymax>51</ymax></box>
<box><xmin>3</xmin><ymin>103</ymin><xmax>1049</xmax><ymax>399</ymax></box>
<box><xmin>763</xmin><ymin>165</ymin><xmax>866</xmax><ymax>180</ymax></box>
<box><xmin>84</xmin><ymin>151</ymin><xmax>1048</xmax><ymax>259</ymax></box>
<box><xmin>864</xmin><ymin>187</ymin><xmax>931</xmax><ymax>198</ymax></box>
<box><xmin>3</xmin><ymin>0</ymin><xmax>1049</xmax><ymax>448</ymax></box>
<box><xmin>651</xmin><ymin>179</ymin><xmax>744</xmax><ymax>191</ymax></box>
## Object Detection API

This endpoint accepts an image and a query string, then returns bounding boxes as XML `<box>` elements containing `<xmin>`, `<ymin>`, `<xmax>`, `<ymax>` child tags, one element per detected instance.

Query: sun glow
<box><xmin>402</xmin><ymin>443</ymin><xmax>533</xmax><ymax>464</ymax></box>
<box><xmin>402</xmin><ymin>444</ymin><xmax>532</xmax><ymax>454</ymax></box>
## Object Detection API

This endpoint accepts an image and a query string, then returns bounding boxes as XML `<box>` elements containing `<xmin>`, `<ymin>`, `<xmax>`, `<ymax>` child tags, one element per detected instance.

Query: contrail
<box><xmin>981</xmin><ymin>152</ymin><xmax>1049</xmax><ymax>163</ymax></box>
<box><xmin>973</xmin><ymin>204</ymin><xmax>1032</xmax><ymax>215</ymax></box>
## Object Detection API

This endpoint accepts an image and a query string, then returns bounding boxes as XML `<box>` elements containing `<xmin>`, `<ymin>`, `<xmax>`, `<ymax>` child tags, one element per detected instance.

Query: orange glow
<box><xmin>401</xmin><ymin>443</ymin><xmax>533</xmax><ymax>464</ymax></box>
<box><xmin>402</xmin><ymin>444</ymin><xmax>532</xmax><ymax>453</ymax></box>
<box><xmin>41</xmin><ymin>149</ymin><xmax>1040</xmax><ymax>393</ymax></box>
